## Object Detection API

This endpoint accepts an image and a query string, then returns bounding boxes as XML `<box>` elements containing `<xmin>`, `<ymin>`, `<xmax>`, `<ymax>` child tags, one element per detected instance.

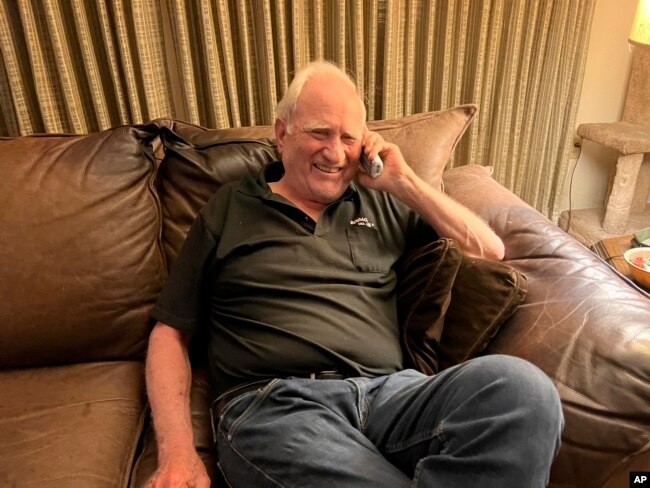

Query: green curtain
<box><xmin>0</xmin><ymin>0</ymin><xmax>595</xmax><ymax>219</ymax></box>
<box><xmin>0</xmin><ymin>0</ymin><xmax>172</xmax><ymax>135</ymax></box>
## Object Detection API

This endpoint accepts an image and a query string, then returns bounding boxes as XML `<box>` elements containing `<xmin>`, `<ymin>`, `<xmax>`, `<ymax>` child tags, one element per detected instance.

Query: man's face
<box><xmin>275</xmin><ymin>75</ymin><xmax>364</xmax><ymax>207</ymax></box>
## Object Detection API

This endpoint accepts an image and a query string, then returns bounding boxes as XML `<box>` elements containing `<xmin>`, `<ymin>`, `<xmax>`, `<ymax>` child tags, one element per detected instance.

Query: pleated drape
<box><xmin>0</xmin><ymin>0</ymin><xmax>595</xmax><ymax>219</ymax></box>
<box><xmin>0</xmin><ymin>0</ymin><xmax>173</xmax><ymax>135</ymax></box>
<box><xmin>164</xmin><ymin>0</ymin><xmax>594</xmax><ymax>218</ymax></box>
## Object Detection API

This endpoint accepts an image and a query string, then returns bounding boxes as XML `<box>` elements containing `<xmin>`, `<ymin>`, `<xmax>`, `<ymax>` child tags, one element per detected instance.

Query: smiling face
<box><xmin>274</xmin><ymin>74</ymin><xmax>365</xmax><ymax>213</ymax></box>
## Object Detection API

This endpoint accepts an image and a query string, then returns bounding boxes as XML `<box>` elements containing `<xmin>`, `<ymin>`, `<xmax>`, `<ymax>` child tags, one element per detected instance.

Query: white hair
<box><xmin>275</xmin><ymin>60</ymin><xmax>367</xmax><ymax>133</ymax></box>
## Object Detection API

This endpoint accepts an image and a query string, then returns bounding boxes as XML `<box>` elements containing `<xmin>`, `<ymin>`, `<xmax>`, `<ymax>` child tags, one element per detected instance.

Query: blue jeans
<box><xmin>214</xmin><ymin>355</ymin><xmax>563</xmax><ymax>487</ymax></box>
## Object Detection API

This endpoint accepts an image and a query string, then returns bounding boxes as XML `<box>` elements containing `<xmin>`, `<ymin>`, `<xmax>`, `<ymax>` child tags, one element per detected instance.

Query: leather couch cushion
<box><xmin>156</xmin><ymin>105</ymin><xmax>476</xmax><ymax>267</ymax></box>
<box><xmin>0</xmin><ymin>125</ymin><xmax>165</xmax><ymax>368</ymax></box>
<box><xmin>0</xmin><ymin>361</ymin><xmax>147</xmax><ymax>488</ymax></box>
<box><xmin>156</xmin><ymin>121</ymin><xmax>279</xmax><ymax>265</ymax></box>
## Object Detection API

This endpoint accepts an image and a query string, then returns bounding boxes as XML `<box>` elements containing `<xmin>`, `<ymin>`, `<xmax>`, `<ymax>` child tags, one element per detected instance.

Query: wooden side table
<box><xmin>590</xmin><ymin>234</ymin><xmax>634</xmax><ymax>279</ymax></box>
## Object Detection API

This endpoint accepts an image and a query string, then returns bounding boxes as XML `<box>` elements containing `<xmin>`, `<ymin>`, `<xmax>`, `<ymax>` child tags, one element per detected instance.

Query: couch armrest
<box><xmin>443</xmin><ymin>165</ymin><xmax>650</xmax><ymax>487</ymax></box>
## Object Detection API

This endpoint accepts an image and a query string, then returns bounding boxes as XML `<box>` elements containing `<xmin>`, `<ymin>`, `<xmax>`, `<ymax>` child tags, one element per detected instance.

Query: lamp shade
<box><xmin>630</xmin><ymin>0</ymin><xmax>650</xmax><ymax>46</ymax></box>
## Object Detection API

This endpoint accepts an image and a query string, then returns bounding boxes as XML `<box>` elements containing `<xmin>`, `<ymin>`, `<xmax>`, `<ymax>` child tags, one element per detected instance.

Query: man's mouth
<box><xmin>314</xmin><ymin>163</ymin><xmax>342</xmax><ymax>174</ymax></box>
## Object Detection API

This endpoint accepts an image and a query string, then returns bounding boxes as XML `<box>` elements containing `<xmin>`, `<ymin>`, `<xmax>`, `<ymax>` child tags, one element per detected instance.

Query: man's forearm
<box><xmin>359</xmin><ymin>132</ymin><xmax>504</xmax><ymax>261</ymax></box>
<box><xmin>396</xmin><ymin>170</ymin><xmax>505</xmax><ymax>261</ymax></box>
<box><xmin>145</xmin><ymin>322</ymin><xmax>196</xmax><ymax>458</ymax></box>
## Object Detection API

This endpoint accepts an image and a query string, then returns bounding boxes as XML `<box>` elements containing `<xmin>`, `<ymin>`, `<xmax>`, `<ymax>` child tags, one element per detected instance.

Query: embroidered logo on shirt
<box><xmin>350</xmin><ymin>217</ymin><xmax>375</xmax><ymax>228</ymax></box>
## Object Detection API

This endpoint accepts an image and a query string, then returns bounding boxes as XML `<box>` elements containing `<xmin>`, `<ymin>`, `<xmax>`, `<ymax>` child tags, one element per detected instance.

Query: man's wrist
<box><xmin>156</xmin><ymin>430</ymin><xmax>196</xmax><ymax>461</ymax></box>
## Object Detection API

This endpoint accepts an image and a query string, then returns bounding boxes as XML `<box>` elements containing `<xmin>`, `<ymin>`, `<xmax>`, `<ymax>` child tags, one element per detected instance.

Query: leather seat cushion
<box><xmin>0</xmin><ymin>361</ymin><xmax>147</xmax><ymax>488</ymax></box>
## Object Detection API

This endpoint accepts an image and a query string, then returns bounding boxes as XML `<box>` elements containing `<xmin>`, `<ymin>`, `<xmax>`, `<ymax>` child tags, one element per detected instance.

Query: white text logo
<box><xmin>350</xmin><ymin>217</ymin><xmax>376</xmax><ymax>228</ymax></box>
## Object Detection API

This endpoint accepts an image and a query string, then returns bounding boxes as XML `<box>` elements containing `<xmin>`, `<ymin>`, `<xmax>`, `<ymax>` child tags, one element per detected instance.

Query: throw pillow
<box><xmin>396</xmin><ymin>239</ymin><xmax>528</xmax><ymax>375</ymax></box>
<box><xmin>156</xmin><ymin>120</ymin><xmax>278</xmax><ymax>266</ymax></box>
<box><xmin>396</xmin><ymin>239</ymin><xmax>462</xmax><ymax>375</ymax></box>
<box><xmin>368</xmin><ymin>104</ymin><xmax>477</xmax><ymax>190</ymax></box>
<box><xmin>438</xmin><ymin>254</ymin><xmax>528</xmax><ymax>370</ymax></box>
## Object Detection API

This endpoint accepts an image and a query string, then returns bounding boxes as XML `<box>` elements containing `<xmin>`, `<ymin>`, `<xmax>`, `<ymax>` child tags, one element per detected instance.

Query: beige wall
<box><xmin>560</xmin><ymin>0</ymin><xmax>640</xmax><ymax>214</ymax></box>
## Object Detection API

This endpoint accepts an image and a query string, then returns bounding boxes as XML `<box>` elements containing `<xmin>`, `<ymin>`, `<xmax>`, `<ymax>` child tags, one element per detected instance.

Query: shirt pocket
<box><xmin>346</xmin><ymin>225</ymin><xmax>394</xmax><ymax>273</ymax></box>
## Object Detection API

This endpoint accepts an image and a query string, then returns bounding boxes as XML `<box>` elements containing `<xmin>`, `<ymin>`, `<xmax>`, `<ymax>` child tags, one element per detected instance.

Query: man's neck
<box><xmin>268</xmin><ymin>181</ymin><xmax>324</xmax><ymax>222</ymax></box>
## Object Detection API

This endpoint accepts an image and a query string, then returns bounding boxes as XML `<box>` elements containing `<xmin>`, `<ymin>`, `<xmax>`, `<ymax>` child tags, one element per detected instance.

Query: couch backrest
<box><xmin>0</xmin><ymin>125</ymin><xmax>165</xmax><ymax>368</ymax></box>
<box><xmin>0</xmin><ymin>105</ymin><xmax>476</xmax><ymax>369</ymax></box>
<box><xmin>156</xmin><ymin>121</ymin><xmax>279</xmax><ymax>266</ymax></box>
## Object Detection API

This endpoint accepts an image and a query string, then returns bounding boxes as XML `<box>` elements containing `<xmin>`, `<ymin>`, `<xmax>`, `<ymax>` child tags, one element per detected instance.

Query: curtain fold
<box><xmin>0</xmin><ymin>0</ymin><xmax>595</xmax><ymax>219</ymax></box>
<box><xmin>0</xmin><ymin>0</ymin><xmax>173</xmax><ymax>135</ymax></box>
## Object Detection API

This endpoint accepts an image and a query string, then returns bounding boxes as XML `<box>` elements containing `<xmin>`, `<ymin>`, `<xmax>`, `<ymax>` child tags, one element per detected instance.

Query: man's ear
<box><xmin>275</xmin><ymin>118</ymin><xmax>287</xmax><ymax>154</ymax></box>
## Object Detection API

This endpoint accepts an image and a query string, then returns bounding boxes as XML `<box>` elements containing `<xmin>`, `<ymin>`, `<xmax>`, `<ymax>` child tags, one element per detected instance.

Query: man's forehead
<box><xmin>294</xmin><ymin>77</ymin><xmax>365</xmax><ymax>135</ymax></box>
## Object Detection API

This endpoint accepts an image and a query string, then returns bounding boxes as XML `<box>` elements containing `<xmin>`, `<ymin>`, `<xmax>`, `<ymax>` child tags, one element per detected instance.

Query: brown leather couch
<box><xmin>1</xmin><ymin>108</ymin><xmax>648</xmax><ymax>488</ymax></box>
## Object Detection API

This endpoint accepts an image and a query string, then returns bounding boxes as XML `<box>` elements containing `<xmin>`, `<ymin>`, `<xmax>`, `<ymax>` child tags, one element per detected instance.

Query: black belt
<box><xmin>211</xmin><ymin>371</ymin><xmax>347</xmax><ymax>420</ymax></box>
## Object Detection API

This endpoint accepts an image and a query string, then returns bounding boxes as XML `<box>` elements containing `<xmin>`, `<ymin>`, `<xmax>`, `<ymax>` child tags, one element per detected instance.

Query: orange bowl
<box><xmin>624</xmin><ymin>247</ymin><xmax>650</xmax><ymax>289</ymax></box>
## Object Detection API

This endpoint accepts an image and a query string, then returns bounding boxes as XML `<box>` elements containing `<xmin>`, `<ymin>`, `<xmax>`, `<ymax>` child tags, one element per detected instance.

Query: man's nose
<box><xmin>322</xmin><ymin>137</ymin><xmax>346</xmax><ymax>162</ymax></box>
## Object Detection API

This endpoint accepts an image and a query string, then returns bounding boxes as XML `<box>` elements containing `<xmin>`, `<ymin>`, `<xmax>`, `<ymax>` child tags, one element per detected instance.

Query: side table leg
<box><xmin>602</xmin><ymin>153</ymin><xmax>644</xmax><ymax>234</ymax></box>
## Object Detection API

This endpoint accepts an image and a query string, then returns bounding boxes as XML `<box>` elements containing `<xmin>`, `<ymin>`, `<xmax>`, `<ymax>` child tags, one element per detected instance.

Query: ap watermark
<box><xmin>631</xmin><ymin>472</ymin><xmax>650</xmax><ymax>486</ymax></box>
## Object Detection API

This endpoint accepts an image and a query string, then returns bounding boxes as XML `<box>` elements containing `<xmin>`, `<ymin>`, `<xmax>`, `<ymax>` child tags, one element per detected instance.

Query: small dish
<box><xmin>624</xmin><ymin>247</ymin><xmax>650</xmax><ymax>289</ymax></box>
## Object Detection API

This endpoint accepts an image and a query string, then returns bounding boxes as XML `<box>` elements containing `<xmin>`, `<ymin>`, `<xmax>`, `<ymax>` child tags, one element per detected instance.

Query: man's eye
<box><xmin>309</xmin><ymin>130</ymin><xmax>328</xmax><ymax>140</ymax></box>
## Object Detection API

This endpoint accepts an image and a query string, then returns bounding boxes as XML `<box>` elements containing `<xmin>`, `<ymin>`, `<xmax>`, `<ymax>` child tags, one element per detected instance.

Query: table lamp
<box><xmin>625</xmin><ymin>0</ymin><xmax>650</xmax><ymax>124</ymax></box>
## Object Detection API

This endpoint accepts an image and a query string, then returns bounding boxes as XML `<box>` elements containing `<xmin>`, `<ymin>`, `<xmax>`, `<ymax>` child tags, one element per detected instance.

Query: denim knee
<box><xmin>467</xmin><ymin>355</ymin><xmax>561</xmax><ymax>407</ymax></box>
<box><xmin>462</xmin><ymin>354</ymin><xmax>564</xmax><ymax>447</ymax></box>
<box><xmin>410</xmin><ymin>355</ymin><xmax>565</xmax><ymax>487</ymax></box>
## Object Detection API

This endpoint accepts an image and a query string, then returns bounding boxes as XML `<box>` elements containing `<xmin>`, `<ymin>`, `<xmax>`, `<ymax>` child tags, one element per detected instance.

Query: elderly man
<box><xmin>145</xmin><ymin>60</ymin><xmax>563</xmax><ymax>488</ymax></box>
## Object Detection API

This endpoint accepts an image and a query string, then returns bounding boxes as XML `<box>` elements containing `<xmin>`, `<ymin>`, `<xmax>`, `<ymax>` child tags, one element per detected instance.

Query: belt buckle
<box><xmin>310</xmin><ymin>370</ymin><xmax>344</xmax><ymax>380</ymax></box>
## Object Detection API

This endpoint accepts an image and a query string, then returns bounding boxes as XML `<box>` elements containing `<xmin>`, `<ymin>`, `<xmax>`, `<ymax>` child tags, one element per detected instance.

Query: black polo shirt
<box><xmin>153</xmin><ymin>162</ymin><xmax>438</xmax><ymax>393</ymax></box>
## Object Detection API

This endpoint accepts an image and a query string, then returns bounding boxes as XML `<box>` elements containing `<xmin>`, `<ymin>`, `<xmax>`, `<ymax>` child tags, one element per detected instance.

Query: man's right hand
<box><xmin>145</xmin><ymin>451</ymin><xmax>210</xmax><ymax>488</ymax></box>
<box><xmin>145</xmin><ymin>322</ymin><xmax>210</xmax><ymax>487</ymax></box>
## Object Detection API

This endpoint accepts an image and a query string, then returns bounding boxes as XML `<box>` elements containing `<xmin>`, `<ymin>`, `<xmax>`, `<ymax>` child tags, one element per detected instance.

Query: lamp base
<box><xmin>622</xmin><ymin>45</ymin><xmax>650</xmax><ymax>124</ymax></box>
